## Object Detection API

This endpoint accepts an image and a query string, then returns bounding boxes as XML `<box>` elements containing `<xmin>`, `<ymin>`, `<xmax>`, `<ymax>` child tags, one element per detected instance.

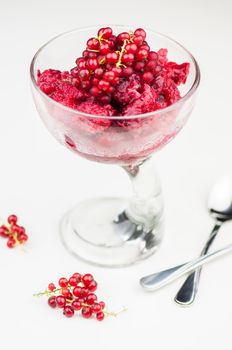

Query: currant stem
<box><xmin>116</xmin><ymin>39</ymin><xmax>129</xmax><ymax>67</ymax></box>
<box><xmin>104</xmin><ymin>306</ymin><xmax>127</xmax><ymax>317</ymax></box>
<box><xmin>129</xmin><ymin>31</ymin><xmax>134</xmax><ymax>41</ymax></box>
<box><xmin>97</xmin><ymin>34</ymin><xmax>108</xmax><ymax>44</ymax></box>
<box><xmin>87</xmin><ymin>49</ymin><xmax>100</xmax><ymax>53</ymax></box>
<box><xmin>33</xmin><ymin>288</ymin><xmax>61</xmax><ymax>297</ymax></box>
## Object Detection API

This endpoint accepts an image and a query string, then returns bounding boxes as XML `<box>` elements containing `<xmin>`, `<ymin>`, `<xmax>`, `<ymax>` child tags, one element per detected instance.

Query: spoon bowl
<box><xmin>208</xmin><ymin>175</ymin><xmax>232</xmax><ymax>220</ymax></box>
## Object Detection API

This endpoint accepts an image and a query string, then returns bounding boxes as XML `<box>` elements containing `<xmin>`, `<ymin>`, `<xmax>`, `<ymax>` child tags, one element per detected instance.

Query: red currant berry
<box><xmin>67</xmin><ymin>292</ymin><xmax>73</xmax><ymax>300</ymax></box>
<box><xmin>8</xmin><ymin>215</ymin><xmax>17</xmax><ymax>225</ymax></box>
<box><xmin>134</xmin><ymin>61</ymin><xmax>145</xmax><ymax>71</ymax></box>
<box><xmin>68</xmin><ymin>276</ymin><xmax>78</xmax><ymax>287</ymax></box>
<box><xmin>58</xmin><ymin>277</ymin><xmax>68</xmax><ymax>288</ymax></box>
<box><xmin>86</xmin><ymin>58</ymin><xmax>98</xmax><ymax>71</ymax></box>
<box><xmin>77</xmin><ymin>59</ymin><xmax>87</xmax><ymax>69</ymax></box>
<box><xmin>106</xmin><ymin>63</ymin><xmax>113</xmax><ymax>70</ymax></box>
<box><xmin>126</xmin><ymin>43</ymin><xmax>138</xmax><ymax>54</ymax></box>
<box><xmin>94</xmin><ymin>67</ymin><xmax>105</xmax><ymax>78</ymax></box>
<box><xmin>81</xmin><ymin>288</ymin><xmax>89</xmax><ymax>298</ymax></box>
<box><xmin>136</xmin><ymin>49</ymin><xmax>148</xmax><ymax>60</ymax></box>
<box><xmin>96</xmin><ymin>311</ymin><xmax>105</xmax><ymax>321</ymax></box>
<box><xmin>146</xmin><ymin>60</ymin><xmax>157</xmax><ymax>71</ymax></box>
<box><xmin>97</xmin><ymin>55</ymin><xmax>106</xmax><ymax>65</ymax></box>
<box><xmin>81</xmin><ymin>80</ymin><xmax>91</xmax><ymax>89</ymax></box>
<box><xmin>121</xmin><ymin>67</ymin><xmax>133</xmax><ymax>77</ymax></box>
<box><xmin>72</xmin><ymin>273</ymin><xmax>82</xmax><ymax>282</ymax></box>
<box><xmin>82</xmin><ymin>306</ymin><xmax>93</xmax><ymax>319</ymax></box>
<box><xmin>18</xmin><ymin>233</ymin><xmax>28</xmax><ymax>242</ymax></box>
<box><xmin>72</xmin><ymin>299</ymin><xmax>82</xmax><ymax>311</ymax></box>
<box><xmin>111</xmin><ymin>66</ymin><xmax>122</xmax><ymax>76</ymax></box>
<box><xmin>99</xmin><ymin>43</ymin><xmax>110</xmax><ymax>55</ymax></box>
<box><xmin>103</xmin><ymin>71</ymin><xmax>116</xmax><ymax>83</ymax></box>
<box><xmin>78</xmin><ymin>69</ymin><xmax>90</xmax><ymax>81</ymax></box>
<box><xmin>99</xmin><ymin>301</ymin><xmax>105</xmax><ymax>310</ymax></box>
<box><xmin>48</xmin><ymin>283</ymin><xmax>56</xmax><ymax>292</ymax></box>
<box><xmin>89</xmin><ymin>86</ymin><xmax>100</xmax><ymax>97</ymax></box>
<box><xmin>7</xmin><ymin>238</ymin><xmax>16</xmax><ymax>248</ymax></box>
<box><xmin>61</xmin><ymin>288</ymin><xmax>70</xmax><ymax>298</ymax></box>
<box><xmin>73</xmin><ymin>286</ymin><xmax>82</xmax><ymax>298</ymax></box>
<box><xmin>106</xmin><ymin>52</ymin><xmax>118</xmax><ymax>63</ymax></box>
<box><xmin>87</xmin><ymin>38</ymin><xmax>100</xmax><ymax>50</ymax></box>
<box><xmin>0</xmin><ymin>226</ymin><xmax>8</xmax><ymax>238</ymax></box>
<box><xmin>148</xmin><ymin>51</ymin><xmax>158</xmax><ymax>61</ymax></box>
<box><xmin>82</xmin><ymin>50</ymin><xmax>90</xmax><ymax>58</ymax></box>
<box><xmin>140</xmin><ymin>44</ymin><xmax>150</xmax><ymax>52</ymax></box>
<box><xmin>108</xmin><ymin>35</ymin><xmax>117</xmax><ymax>48</ymax></box>
<box><xmin>92</xmin><ymin>303</ymin><xmax>101</xmax><ymax>313</ymax></box>
<box><xmin>88</xmin><ymin>280</ymin><xmax>98</xmax><ymax>292</ymax></box>
<box><xmin>75</xmin><ymin>57</ymin><xmax>83</xmax><ymax>65</ymax></box>
<box><xmin>56</xmin><ymin>295</ymin><xmax>66</xmax><ymax>308</ymax></box>
<box><xmin>133</xmin><ymin>35</ymin><xmax>144</xmax><ymax>46</ymax></box>
<box><xmin>89</xmin><ymin>52</ymin><xmax>98</xmax><ymax>58</ymax></box>
<box><xmin>134</xmin><ymin>28</ymin><xmax>146</xmax><ymax>40</ymax></box>
<box><xmin>98</xmin><ymin>80</ymin><xmax>110</xmax><ymax>92</ymax></box>
<box><xmin>70</xmin><ymin>67</ymin><xmax>79</xmax><ymax>77</ymax></box>
<box><xmin>72</xmin><ymin>77</ymin><xmax>81</xmax><ymax>87</ymax></box>
<box><xmin>108</xmin><ymin>86</ymin><xmax>115</xmax><ymax>94</ymax></box>
<box><xmin>122</xmin><ymin>53</ymin><xmax>135</xmax><ymax>64</ymax></box>
<box><xmin>11</xmin><ymin>224</ymin><xmax>20</xmax><ymax>233</ymax></box>
<box><xmin>78</xmin><ymin>298</ymin><xmax>85</xmax><ymax>305</ymax></box>
<box><xmin>18</xmin><ymin>226</ymin><xmax>25</xmax><ymax>235</ymax></box>
<box><xmin>142</xmin><ymin>71</ymin><xmax>154</xmax><ymax>83</ymax></box>
<box><xmin>92</xmin><ymin>77</ymin><xmax>100</xmax><ymax>86</ymax></box>
<box><xmin>86</xmin><ymin>293</ymin><xmax>97</xmax><ymax>305</ymax></box>
<box><xmin>98</xmin><ymin>27</ymin><xmax>113</xmax><ymax>39</ymax></box>
<box><xmin>63</xmin><ymin>305</ymin><xmax>74</xmax><ymax>318</ymax></box>
<box><xmin>48</xmin><ymin>296</ymin><xmax>57</xmax><ymax>308</ymax></box>
<box><xmin>117</xmin><ymin>32</ymin><xmax>130</xmax><ymax>42</ymax></box>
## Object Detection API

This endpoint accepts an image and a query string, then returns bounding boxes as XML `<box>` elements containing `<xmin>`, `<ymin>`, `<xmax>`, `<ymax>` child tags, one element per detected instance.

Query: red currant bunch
<box><xmin>70</xmin><ymin>27</ymin><xmax>161</xmax><ymax>103</ymax></box>
<box><xmin>34</xmin><ymin>273</ymin><xmax>125</xmax><ymax>321</ymax></box>
<box><xmin>0</xmin><ymin>214</ymin><xmax>28</xmax><ymax>248</ymax></box>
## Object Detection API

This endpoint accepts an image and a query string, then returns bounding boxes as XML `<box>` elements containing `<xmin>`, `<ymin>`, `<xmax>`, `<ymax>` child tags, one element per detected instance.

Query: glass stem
<box><xmin>122</xmin><ymin>157</ymin><xmax>164</xmax><ymax>232</ymax></box>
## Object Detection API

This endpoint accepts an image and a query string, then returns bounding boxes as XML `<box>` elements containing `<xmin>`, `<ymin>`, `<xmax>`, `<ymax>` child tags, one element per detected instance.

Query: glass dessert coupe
<box><xmin>30</xmin><ymin>25</ymin><xmax>200</xmax><ymax>267</ymax></box>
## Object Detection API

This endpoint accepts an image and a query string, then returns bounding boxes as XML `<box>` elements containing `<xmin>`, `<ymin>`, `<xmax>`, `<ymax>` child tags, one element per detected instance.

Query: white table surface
<box><xmin>1</xmin><ymin>0</ymin><xmax>232</xmax><ymax>349</ymax></box>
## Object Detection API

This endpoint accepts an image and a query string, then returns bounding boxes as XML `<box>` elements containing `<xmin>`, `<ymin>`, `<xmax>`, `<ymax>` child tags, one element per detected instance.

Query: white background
<box><xmin>0</xmin><ymin>0</ymin><xmax>232</xmax><ymax>349</ymax></box>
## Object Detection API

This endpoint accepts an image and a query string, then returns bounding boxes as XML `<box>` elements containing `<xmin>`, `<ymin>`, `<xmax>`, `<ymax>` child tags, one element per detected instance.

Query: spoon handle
<box><xmin>140</xmin><ymin>242</ymin><xmax>232</xmax><ymax>291</ymax></box>
<box><xmin>174</xmin><ymin>222</ymin><xmax>222</xmax><ymax>305</ymax></box>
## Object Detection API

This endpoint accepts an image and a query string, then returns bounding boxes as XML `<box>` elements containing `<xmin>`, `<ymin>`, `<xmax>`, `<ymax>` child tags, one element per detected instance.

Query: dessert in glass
<box><xmin>30</xmin><ymin>25</ymin><xmax>200</xmax><ymax>267</ymax></box>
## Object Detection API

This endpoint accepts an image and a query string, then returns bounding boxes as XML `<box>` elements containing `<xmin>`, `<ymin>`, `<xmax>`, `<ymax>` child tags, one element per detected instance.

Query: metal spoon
<box><xmin>174</xmin><ymin>175</ymin><xmax>232</xmax><ymax>305</ymax></box>
<box><xmin>140</xmin><ymin>243</ymin><xmax>232</xmax><ymax>291</ymax></box>
<box><xmin>140</xmin><ymin>175</ymin><xmax>232</xmax><ymax>294</ymax></box>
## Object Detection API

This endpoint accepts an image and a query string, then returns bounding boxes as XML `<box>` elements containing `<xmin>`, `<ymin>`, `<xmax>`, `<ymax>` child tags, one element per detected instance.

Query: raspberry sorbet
<box><xmin>36</xmin><ymin>27</ymin><xmax>191</xmax><ymax>164</ymax></box>
<box><xmin>38</xmin><ymin>27</ymin><xmax>189</xmax><ymax>117</ymax></box>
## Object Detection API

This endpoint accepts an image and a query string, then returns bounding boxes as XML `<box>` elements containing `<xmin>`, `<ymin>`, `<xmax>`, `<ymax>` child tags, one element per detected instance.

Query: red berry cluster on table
<box><xmin>0</xmin><ymin>215</ymin><xmax>28</xmax><ymax>248</ymax></box>
<box><xmin>34</xmin><ymin>273</ymin><xmax>125</xmax><ymax>321</ymax></box>
<box><xmin>38</xmin><ymin>27</ymin><xmax>190</xmax><ymax>117</ymax></box>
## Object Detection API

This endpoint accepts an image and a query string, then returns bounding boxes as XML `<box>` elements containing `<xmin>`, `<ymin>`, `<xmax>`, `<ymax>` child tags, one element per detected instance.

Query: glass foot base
<box><xmin>60</xmin><ymin>197</ymin><xmax>164</xmax><ymax>267</ymax></box>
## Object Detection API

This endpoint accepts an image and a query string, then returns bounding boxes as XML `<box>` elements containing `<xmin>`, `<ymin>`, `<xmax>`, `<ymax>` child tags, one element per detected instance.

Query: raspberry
<box><xmin>113</xmin><ymin>74</ymin><xmax>141</xmax><ymax>105</ymax></box>
<box><xmin>165</xmin><ymin>62</ymin><xmax>190</xmax><ymax>85</ymax></box>
<box><xmin>122</xmin><ymin>84</ymin><xmax>157</xmax><ymax>116</ymax></box>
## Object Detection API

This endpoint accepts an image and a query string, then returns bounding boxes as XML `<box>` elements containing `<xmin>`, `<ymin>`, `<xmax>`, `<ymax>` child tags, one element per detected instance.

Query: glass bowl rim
<box><xmin>30</xmin><ymin>24</ymin><xmax>200</xmax><ymax>120</ymax></box>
